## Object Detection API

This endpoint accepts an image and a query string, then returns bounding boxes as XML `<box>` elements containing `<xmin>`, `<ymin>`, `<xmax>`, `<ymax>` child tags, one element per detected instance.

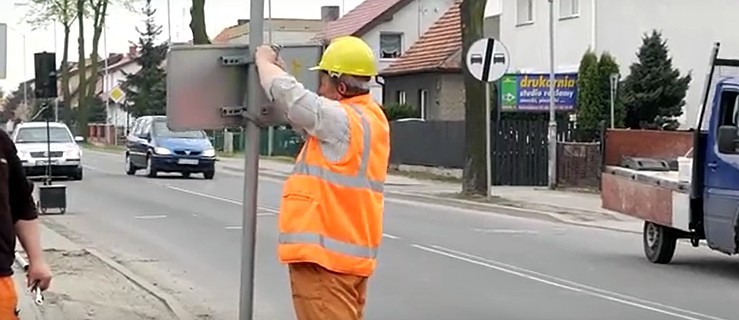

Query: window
<box><xmin>152</xmin><ymin>120</ymin><xmax>206</xmax><ymax>139</ymax></box>
<box><xmin>15</xmin><ymin>127</ymin><xmax>73</xmax><ymax>143</ymax></box>
<box><xmin>380</xmin><ymin>33</ymin><xmax>403</xmax><ymax>59</ymax></box>
<box><xmin>559</xmin><ymin>0</ymin><xmax>579</xmax><ymax>18</ymax></box>
<box><xmin>396</xmin><ymin>90</ymin><xmax>407</xmax><ymax>104</ymax></box>
<box><xmin>516</xmin><ymin>0</ymin><xmax>534</xmax><ymax>25</ymax></box>
<box><xmin>419</xmin><ymin>89</ymin><xmax>429</xmax><ymax>119</ymax></box>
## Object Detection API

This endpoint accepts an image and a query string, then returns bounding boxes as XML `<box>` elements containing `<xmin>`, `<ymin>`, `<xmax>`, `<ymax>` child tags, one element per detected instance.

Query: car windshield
<box><xmin>15</xmin><ymin>127</ymin><xmax>73</xmax><ymax>143</ymax></box>
<box><xmin>152</xmin><ymin>121</ymin><xmax>206</xmax><ymax>139</ymax></box>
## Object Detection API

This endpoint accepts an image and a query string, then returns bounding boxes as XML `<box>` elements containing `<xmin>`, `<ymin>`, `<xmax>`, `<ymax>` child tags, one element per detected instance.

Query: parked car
<box><xmin>11</xmin><ymin>121</ymin><xmax>84</xmax><ymax>180</ymax></box>
<box><xmin>125</xmin><ymin>116</ymin><xmax>216</xmax><ymax>179</ymax></box>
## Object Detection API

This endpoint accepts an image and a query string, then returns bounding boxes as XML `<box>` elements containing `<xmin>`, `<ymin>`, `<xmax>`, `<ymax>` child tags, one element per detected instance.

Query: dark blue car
<box><xmin>125</xmin><ymin>116</ymin><xmax>216</xmax><ymax>179</ymax></box>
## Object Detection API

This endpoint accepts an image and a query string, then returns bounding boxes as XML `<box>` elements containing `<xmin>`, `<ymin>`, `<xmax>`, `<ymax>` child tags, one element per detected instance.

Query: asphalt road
<box><xmin>40</xmin><ymin>150</ymin><xmax>739</xmax><ymax>320</ymax></box>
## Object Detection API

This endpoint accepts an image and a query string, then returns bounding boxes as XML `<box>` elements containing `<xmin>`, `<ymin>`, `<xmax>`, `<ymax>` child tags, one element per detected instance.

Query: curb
<box><xmin>84</xmin><ymin>248</ymin><xmax>195</xmax><ymax>320</ymax></box>
<box><xmin>220</xmin><ymin>165</ymin><xmax>642</xmax><ymax>235</ymax></box>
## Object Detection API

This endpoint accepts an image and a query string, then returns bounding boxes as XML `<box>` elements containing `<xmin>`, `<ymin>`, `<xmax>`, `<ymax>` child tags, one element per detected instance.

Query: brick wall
<box><xmin>603</xmin><ymin>129</ymin><xmax>693</xmax><ymax>166</ymax></box>
<box><xmin>438</xmin><ymin>73</ymin><xmax>465</xmax><ymax>121</ymax></box>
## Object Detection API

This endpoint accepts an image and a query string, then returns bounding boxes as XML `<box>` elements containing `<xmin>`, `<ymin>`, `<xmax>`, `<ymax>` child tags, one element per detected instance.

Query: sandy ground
<box><xmin>27</xmin><ymin>249</ymin><xmax>179</xmax><ymax>320</ymax></box>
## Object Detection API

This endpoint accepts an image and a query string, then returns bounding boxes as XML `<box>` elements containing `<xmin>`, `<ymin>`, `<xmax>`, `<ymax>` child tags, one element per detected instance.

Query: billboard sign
<box><xmin>500</xmin><ymin>73</ymin><xmax>578</xmax><ymax>112</ymax></box>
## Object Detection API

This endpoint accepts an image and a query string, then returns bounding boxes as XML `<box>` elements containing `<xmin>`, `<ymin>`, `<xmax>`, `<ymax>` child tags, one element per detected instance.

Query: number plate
<box><xmin>178</xmin><ymin>158</ymin><xmax>199</xmax><ymax>165</ymax></box>
<box><xmin>36</xmin><ymin>160</ymin><xmax>57</xmax><ymax>165</ymax></box>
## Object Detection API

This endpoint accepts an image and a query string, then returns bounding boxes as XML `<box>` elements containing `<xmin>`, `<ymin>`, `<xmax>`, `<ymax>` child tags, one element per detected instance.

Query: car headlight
<box><xmin>154</xmin><ymin>147</ymin><xmax>171</xmax><ymax>155</ymax></box>
<box><xmin>202</xmin><ymin>149</ymin><xmax>216</xmax><ymax>157</ymax></box>
<box><xmin>16</xmin><ymin>150</ymin><xmax>29</xmax><ymax>159</ymax></box>
<box><xmin>65</xmin><ymin>148</ymin><xmax>81</xmax><ymax>158</ymax></box>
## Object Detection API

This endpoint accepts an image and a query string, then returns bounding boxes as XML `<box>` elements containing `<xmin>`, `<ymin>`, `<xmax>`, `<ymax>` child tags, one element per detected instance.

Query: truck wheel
<box><xmin>643</xmin><ymin>221</ymin><xmax>677</xmax><ymax>264</ymax></box>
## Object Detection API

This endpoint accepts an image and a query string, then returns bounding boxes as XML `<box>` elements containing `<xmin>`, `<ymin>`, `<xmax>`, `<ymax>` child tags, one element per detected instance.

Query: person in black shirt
<box><xmin>0</xmin><ymin>128</ymin><xmax>52</xmax><ymax>318</ymax></box>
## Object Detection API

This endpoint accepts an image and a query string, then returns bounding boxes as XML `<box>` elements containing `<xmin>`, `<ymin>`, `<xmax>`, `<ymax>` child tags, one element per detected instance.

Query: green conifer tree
<box><xmin>575</xmin><ymin>50</ymin><xmax>602</xmax><ymax>141</ymax></box>
<box><xmin>122</xmin><ymin>0</ymin><xmax>168</xmax><ymax>117</ymax></box>
<box><xmin>621</xmin><ymin>30</ymin><xmax>691</xmax><ymax>129</ymax></box>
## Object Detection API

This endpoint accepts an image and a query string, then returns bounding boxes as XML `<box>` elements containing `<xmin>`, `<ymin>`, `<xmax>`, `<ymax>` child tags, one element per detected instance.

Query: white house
<box><xmin>318</xmin><ymin>0</ymin><xmax>458</xmax><ymax>103</ymax></box>
<box><xmin>98</xmin><ymin>46</ymin><xmax>141</xmax><ymax>129</ymax></box>
<box><xmin>499</xmin><ymin>0</ymin><xmax>739</xmax><ymax>128</ymax></box>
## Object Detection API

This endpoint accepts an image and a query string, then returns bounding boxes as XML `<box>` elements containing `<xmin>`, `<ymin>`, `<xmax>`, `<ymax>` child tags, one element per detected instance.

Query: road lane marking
<box><xmin>410</xmin><ymin>244</ymin><xmax>725</xmax><ymax>320</ymax></box>
<box><xmin>134</xmin><ymin>215</ymin><xmax>167</xmax><ymax>219</ymax></box>
<box><xmin>472</xmin><ymin>228</ymin><xmax>539</xmax><ymax>234</ymax></box>
<box><xmin>383</xmin><ymin>233</ymin><xmax>400</xmax><ymax>239</ymax></box>
<box><xmin>164</xmin><ymin>185</ymin><xmax>279</xmax><ymax>214</ymax></box>
<box><xmin>225</xmin><ymin>226</ymin><xmax>242</xmax><ymax>230</ymax></box>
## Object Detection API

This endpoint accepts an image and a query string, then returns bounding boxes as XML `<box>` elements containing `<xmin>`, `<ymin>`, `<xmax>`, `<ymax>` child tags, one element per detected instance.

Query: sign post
<box><xmin>0</xmin><ymin>23</ymin><xmax>6</xmax><ymax>80</ymax></box>
<box><xmin>465</xmin><ymin>38</ymin><xmax>510</xmax><ymax>198</ymax></box>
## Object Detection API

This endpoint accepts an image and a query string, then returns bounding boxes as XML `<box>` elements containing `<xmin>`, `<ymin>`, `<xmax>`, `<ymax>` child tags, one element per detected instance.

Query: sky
<box><xmin>0</xmin><ymin>0</ymin><xmax>501</xmax><ymax>92</ymax></box>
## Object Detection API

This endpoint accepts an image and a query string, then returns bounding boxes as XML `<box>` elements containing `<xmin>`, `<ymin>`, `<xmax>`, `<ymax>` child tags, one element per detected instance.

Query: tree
<box><xmin>22</xmin><ymin>0</ymin><xmax>79</xmax><ymax>126</ymax></box>
<box><xmin>75</xmin><ymin>0</ymin><xmax>137</xmax><ymax>137</ymax></box>
<box><xmin>122</xmin><ymin>0</ymin><xmax>168</xmax><ymax>117</ymax></box>
<box><xmin>621</xmin><ymin>30</ymin><xmax>691</xmax><ymax>129</ymax></box>
<box><xmin>574</xmin><ymin>50</ymin><xmax>601</xmax><ymax>140</ymax></box>
<box><xmin>460</xmin><ymin>0</ymin><xmax>487</xmax><ymax>196</ymax></box>
<box><xmin>597</xmin><ymin>52</ymin><xmax>624</xmax><ymax>128</ymax></box>
<box><xmin>189</xmin><ymin>0</ymin><xmax>210</xmax><ymax>44</ymax></box>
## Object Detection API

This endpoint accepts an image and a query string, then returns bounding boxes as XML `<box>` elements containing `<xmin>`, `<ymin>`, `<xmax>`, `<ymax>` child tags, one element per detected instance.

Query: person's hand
<box><xmin>255</xmin><ymin>45</ymin><xmax>278</xmax><ymax>64</ymax></box>
<box><xmin>26</xmin><ymin>261</ymin><xmax>52</xmax><ymax>291</ymax></box>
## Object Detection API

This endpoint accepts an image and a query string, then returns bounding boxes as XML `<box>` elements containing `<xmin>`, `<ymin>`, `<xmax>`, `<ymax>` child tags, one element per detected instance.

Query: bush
<box><xmin>383</xmin><ymin>103</ymin><xmax>418</xmax><ymax>121</ymax></box>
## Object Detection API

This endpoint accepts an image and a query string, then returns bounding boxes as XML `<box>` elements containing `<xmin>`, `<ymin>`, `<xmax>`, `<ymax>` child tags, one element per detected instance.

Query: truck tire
<box><xmin>643</xmin><ymin>221</ymin><xmax>677</xmax><ymax>264</ymax></box>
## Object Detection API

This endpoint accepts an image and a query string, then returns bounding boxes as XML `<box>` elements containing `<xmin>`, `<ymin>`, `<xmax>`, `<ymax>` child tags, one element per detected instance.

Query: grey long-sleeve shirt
<box><xmin>263</xmin><ymin>74</ymin><xmax>352</xmax><ymax>162</ymax></box>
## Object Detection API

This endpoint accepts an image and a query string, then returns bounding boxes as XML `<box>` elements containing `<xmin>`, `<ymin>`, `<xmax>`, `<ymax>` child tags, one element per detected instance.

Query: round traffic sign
<box><xmin>465</xmin><ymin>38</ymin><xmax>510</xmax><ymax>82</ymax></box>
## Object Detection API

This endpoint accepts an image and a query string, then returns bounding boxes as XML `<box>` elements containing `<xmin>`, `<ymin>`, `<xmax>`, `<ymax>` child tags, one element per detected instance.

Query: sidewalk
<box><xmin>217</xmin><ymin>157</ymin><xmax>643</xmax><ymax>233</ymax></box>
<box><xmin>13</xmin><ymin>223</ymin><xmax>190</xmax><ymax>320</ymax></box>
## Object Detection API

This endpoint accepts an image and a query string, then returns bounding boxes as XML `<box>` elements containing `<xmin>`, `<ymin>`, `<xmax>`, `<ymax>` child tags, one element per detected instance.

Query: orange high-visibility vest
<box><xmin>277</xmin><ymin>95</ymin><xmax>390</xmax><ymax>277</ymax></box>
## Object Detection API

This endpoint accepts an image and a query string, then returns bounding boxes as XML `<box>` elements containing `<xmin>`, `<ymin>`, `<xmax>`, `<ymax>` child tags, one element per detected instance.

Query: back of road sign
<box><xmin>166</xmin><ymin>44</ymin><xmax>323</xmax><ymax>131</ymax></box>
<box><xmin>465</xmin><ymin>38</ymin><xmax>510</xmax><ymax>83</ymax></box>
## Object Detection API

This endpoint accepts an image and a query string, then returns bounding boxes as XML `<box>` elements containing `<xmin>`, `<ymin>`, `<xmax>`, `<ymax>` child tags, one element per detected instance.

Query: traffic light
<box><xmin>33</xmin><ymin>52</ymin><xmax>58</xmax><ymax>99</ymax></box>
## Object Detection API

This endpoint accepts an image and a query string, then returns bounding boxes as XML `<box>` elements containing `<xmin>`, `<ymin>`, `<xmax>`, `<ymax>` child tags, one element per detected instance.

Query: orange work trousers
<box><xmin>0</xmin><ymin>276</ymin><xmax>19</xmax><ymax>320</ymax></box>
<box><xmin>288</xmin><ymin>263</ymin><xmax>368</xmax><ymax>320</ymax></box>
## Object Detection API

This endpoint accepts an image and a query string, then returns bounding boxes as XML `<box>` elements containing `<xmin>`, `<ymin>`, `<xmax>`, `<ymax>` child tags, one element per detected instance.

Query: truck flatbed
<box><xmin>603</xmin><ymin>166</ymin><xmax>690</xmax><ymax>193</ymax></box>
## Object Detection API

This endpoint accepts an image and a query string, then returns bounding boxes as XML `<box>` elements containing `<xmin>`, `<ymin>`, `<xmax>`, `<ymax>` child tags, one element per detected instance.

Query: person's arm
<box><xmin>255</xmin><ymin>53</ymin><xmax>350</xmax><ymax>145</ymax></box>
<box><xmin>2</xmin><ymin>131</ymin><xmax>43</xmax><ymax>264</ymax></box>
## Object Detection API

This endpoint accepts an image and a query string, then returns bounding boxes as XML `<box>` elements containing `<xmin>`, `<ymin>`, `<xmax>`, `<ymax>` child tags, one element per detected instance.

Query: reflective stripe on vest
<box><xmin>291</xmin><ymin>104</ymin><xmax>384</xmax><ymax>193</ymax></box>
<box><xmin>278</xmin><ymin>232</ymin><xmax>378</xmax><ymax>258</ymax></box>
<box><xmin>280</xmin><ymin>104</ymin><xmax>384</xmax><ymax>261</ymax></box>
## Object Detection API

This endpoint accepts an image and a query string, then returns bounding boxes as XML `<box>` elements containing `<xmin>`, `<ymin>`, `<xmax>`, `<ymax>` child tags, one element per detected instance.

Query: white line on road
<box><xmin>134</xmin><ymin>215</ymin><xmax>167</xmax><ymax>219</ymax></box>
<box><xmin>224</xmin><ymin>226</ymin><xmax>242</xmax><ymax>230</ymax></box>
<box><xmin>383</xmin><ymin>233</ymin><xmax>400</xmax><ymax>239</ymax></box>
<box><xmin>472</xmin><ymin>228</ymin><xmax>539</xmax><ymax>234</ymax></box>
<box><xmin>410</xmin><ymin>244</ymin><xmax>725</xmax><ymax>320</ymax></box>
<box><xmin>164</xmin><ymin>185</ymin><xmax>279</xmax><ymax>214</ymax></box>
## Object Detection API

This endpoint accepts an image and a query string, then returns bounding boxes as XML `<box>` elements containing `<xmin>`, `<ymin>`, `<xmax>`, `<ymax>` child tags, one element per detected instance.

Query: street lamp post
<box><xmin>609</xmin><ymin>73</ymin><xmax>620</xmax><ymax>129</ymax></box>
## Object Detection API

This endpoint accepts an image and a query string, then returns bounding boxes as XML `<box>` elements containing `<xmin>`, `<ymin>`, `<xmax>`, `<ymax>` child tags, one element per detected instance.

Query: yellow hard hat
<box><xmin>310</xmin><ymin>36</ymin><xmax>378</xmax><ymax>77</ymax></box>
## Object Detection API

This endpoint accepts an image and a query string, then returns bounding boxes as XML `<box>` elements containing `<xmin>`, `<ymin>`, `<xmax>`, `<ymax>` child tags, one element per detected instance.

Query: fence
<box><xmin>556</xmin><ymin>142</ymin><xmax>602</xmax><ymax>190</ymax></box>
<box><xmin>208</xmin><ymin>127</ymin><xmax>303</xmax><ymax>157</ymax></box>
<box><xmin>389</xmin><ymin>120</ymin><xmax>465</xmax><ymax>168</ymax></box>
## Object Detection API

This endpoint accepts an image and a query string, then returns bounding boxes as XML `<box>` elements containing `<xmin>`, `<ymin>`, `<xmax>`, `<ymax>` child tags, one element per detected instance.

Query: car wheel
<box><xmin>70</xmin><ymin>168</ymin><xmax>83</xmax><ymax>181</ymax></box>
<box><xmin>203</xmin><ymin>170</ymin><xmax>215</xmax><ymax>180</ymax></box>
<box><xmin>125</xmin><ymin>154</ymin><xmax>137</xmax><ymax>176</ymax></box>
<box><xmin>182</xmin><ymin>172</ymin><xmax>191</xmax><ymax>178</ymax></box>
<box><xmin>145</xmin><ymin>156</ymin><xmax>158</xmax><ymax>178</ymax></box>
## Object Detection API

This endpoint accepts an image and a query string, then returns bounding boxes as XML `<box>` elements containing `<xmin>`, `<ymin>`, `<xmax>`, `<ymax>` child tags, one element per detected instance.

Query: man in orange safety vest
<box><xmin>255</xmin><ymin>36</ymin><xmax>390</xmax><ymax>319</ymax></box>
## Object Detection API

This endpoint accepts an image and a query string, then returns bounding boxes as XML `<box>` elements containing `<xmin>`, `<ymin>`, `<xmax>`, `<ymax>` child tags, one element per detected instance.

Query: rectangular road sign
<box><xmin>0</xmin><ymin>23</ymin><xmax>7</xmax><ymax>79</ymax></box>
<box><xmin>166</xmin><ymin>43</ymin><xmax>323</xmax><ymax>131</ymax></box>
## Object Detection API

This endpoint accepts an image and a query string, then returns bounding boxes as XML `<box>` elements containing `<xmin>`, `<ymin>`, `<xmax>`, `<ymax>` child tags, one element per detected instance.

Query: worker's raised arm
<box><xmin>254</xmin><ymin>48</ymin><xmax>349</xmax><ymax>145</ymax></box>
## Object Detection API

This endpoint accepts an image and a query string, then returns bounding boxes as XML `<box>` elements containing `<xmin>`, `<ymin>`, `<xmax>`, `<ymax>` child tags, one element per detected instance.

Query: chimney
<box><xmin>237</xmin><ymin>19</ymin><xmax>249</xmax><ymax>26</ymax></box>
<box><xmin>321</xmin><ymin>6</ymin><xmax>340</xmax><ymax>22</ymax></box>
<box><xmin>128</xmin><ymin>45</ymin><xmax>137</xmax><ymax>56</ymax></box>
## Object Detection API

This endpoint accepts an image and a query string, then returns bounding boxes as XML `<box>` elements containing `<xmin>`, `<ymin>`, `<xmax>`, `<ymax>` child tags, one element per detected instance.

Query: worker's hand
<box><xmin>255</xmin><ymin>45</ymin><xmax>278</xmax><ymax>64</ymax></box>
<box><xmin>26</xmin><ymin>261</ymin><xmax>52</xmax><ymax>291</ymax></box>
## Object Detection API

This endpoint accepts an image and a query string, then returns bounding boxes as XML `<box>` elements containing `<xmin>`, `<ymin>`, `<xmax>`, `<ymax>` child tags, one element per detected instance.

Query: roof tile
<box><xmin>318</xmin><ymin>0</ymin><xmax>411</xmax><ymax>41</ymax></box>
<box><xmin>380</xmin><ymin>0</ymin><xmax>462</xmax><ymax>76</ymax></box>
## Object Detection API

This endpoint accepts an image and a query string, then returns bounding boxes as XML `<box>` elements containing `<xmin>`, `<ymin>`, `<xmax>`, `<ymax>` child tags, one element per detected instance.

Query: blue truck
<box><xmin>601</xmin><ymin>42</ymin><xmax>739</xmax><ymax>263</ymax></box>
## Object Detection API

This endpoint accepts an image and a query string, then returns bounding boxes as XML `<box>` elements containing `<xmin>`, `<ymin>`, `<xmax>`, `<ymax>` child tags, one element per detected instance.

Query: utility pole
<box><xmin>167</xmin><ymin>0</ymin><xmax>172</xmax><ymax>44</ymax></box>
<box><xmin>239</xmin><ymin>0</ymin><xmax>264</xmax><ymax>318</ymax></box>
<box><xmin>53</xmin><ymin>21</ymin><xmax>59</xmax><ymax>122</ymax></box>
<box><xmin>547</xmin><ymin>0</ymin><xmax>557</xmax><ymax>189</ymax></box>
<box><xmin>267</xmin><ymin>0</ymin><xmax>274</xmax><ymax>156</ymax></box>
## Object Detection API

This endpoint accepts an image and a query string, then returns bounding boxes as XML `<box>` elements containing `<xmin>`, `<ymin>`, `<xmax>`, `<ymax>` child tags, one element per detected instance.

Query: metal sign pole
<box><xmin>547</xmin><ymin>0</ymin><xmax>557</xmax><ymax>189</ymax></box>
<box><xmin>239</xmin><ymin>0</ymin><xmax>265</xmax><ymax>318</ymax></box>
<box><xmin>485</xmin><ymin>81</ymin><xmax>492</xmax><ymax>199</ymax></box>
